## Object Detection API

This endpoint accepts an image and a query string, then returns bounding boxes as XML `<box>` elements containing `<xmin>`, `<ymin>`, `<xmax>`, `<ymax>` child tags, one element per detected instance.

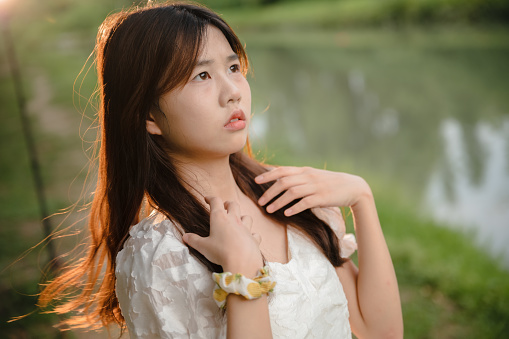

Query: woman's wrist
<box><xmin>350</xmin><ymin>177</ymin><xmax>374</xmax><ymax>211</ymax></box>
<box><xmin>213</xmin><ymin>266</ymin><xmax>276</xmax><ymax>308</ymax></box>
<box><xmin>223</xmin><ymin>257</ymin><xmax>263</xmax><ymax>277</ymax></box>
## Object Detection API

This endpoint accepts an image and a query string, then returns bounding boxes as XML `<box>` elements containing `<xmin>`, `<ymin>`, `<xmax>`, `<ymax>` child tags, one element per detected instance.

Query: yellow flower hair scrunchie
<box><xmin>212</xmin><ymin>266</ymin><xmax>276</xmax><ymax>308</ymax></box>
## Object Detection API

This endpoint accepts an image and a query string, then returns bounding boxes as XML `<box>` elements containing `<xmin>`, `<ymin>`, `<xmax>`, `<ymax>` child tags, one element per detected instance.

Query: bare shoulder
<box><xmin>335</xmin><ymin>259</ymin><xmax>358</xmax><ymax>285</ymax></box>
<box><xmin>336</xmin><ymin>260</ymin><xmax>365</xmax><ymax>335</ymax></box>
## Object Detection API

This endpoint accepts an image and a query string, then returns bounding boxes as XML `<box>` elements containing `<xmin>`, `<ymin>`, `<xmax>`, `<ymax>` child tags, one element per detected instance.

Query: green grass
<box><xmin>378</xmin><ymin>198</ymin><xmax>509</xmax><ymax>338</ymax></box>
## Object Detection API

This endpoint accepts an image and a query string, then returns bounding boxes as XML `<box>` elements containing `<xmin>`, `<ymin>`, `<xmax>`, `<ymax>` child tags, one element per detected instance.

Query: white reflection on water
<box><xmin>372</xmin><ymin>108</ymin><xmax>400</xmax><ymax>137</ymax></box>
<box><xmin>425</xmin><ymin>118</ymin><xmax>509</xmax><ymax>267</ymax></box>
<box><xmin>348</xmin><ymin>70</ymin><xmax>400</xmax><ymax>138</ymax></box>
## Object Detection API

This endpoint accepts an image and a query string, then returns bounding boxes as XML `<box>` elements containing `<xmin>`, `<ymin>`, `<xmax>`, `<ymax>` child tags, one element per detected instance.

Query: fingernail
<box><xmin>266</xmin><ymin>205</ymin><xmax>273</xmax><ymax>213</ymax></box>
<box><xmin>255</xmin><ymin>175</ymin><xmax>263</xmax><ymax>182</ymax></box>
<box><xmin>285</xmin><ymin>209</ymin><xmax>293</xmax><ymax>216</ymax></box>
<box><xmin>258</xmin><ymin>198</ymin><xmax>265</xmax><ymax>205</ymax></box>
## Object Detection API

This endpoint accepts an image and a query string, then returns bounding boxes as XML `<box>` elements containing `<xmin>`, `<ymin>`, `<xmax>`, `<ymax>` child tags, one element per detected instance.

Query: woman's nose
<box><xmin>219</xmin><ymin>76</ymin><xmax>241</xmax><ymax>106</ymax></box>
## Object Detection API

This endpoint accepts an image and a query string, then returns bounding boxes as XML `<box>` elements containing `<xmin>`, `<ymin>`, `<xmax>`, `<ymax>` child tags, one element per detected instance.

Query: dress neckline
<box><xmin>147</xmin><ymin>211</ymin><xmax>296</xmax><ymax>267</ymax></box>
<box><xmin>267</xmin><ymin>226</ymin><xmax>295</xmax><ymax>267</ymax></box>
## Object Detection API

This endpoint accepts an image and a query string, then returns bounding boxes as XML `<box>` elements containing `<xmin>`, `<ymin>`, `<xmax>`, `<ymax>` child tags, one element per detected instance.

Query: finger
<box><xmin>240</xmin><ymin>215</ymin><xmax>253</xmax><ymax>230</ymax></box>
<box><xmin>182</xmin><ymin>233</ymin><xmax>206</xmax><ymax>251</ymax></box>
<box><xmin>265</xmin><ymin>184</ymin><xmax>312</xmax><ymax>213</ymax></box>
<box><xmin>254</xmin><ymin>166</ymin><xmax>301</xmax><ymax>184</ymax></box>
<box><xmin>258</xmin><ymin>174</ymin><xmax>308</xmax><ymax>206</ymax></box>
<box><xmin>283</xmin><ymin>196</ymin><xmax>318</xmax><ymax>217</ymax></box>
<box><xmin>252</xmin><ymin>232</ymin><xmax>262</xmax><ymax>245</ymax></box>
<box><xmin>205</xmin><ymin>196</ymin><xmax>225</xmax><ymax>212</ymax></box>
<box><xmin>224</xmin><ymin>200</ymin><xmax>241</xmax><ymax>216</ymax></box>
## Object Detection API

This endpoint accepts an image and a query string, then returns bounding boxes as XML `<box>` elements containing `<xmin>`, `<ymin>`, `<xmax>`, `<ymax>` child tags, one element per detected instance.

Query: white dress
<box><xmin>115</xmin><ymin>207</ymin><xmax>357</xmax><ymax>338</ymax></box>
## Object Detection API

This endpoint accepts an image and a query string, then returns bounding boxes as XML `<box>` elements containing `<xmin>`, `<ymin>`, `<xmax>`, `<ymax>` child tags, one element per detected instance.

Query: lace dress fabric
<box><xmin>115</xmin><ymin>207</ymin><xmax>357</xmax><ymax>338</ymax></box>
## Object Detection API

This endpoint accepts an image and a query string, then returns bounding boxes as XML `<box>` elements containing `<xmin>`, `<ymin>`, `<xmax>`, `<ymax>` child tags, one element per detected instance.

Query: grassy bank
<box><xmin>1</xmin><ymin>0</ymin><xmax>509</xmax><ymax>337</ymax></box>
<box><xmin>377</xmin><ymin>195</ymin><xmax>509</xmax><ymax>337</ymax></box>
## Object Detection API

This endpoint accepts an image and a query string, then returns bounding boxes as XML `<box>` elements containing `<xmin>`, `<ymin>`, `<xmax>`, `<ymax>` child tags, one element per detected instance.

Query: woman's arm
<box><xmin>183</xmin><ymin>197</ymin><xmax>273</xmax><ymax>339</ymax></box>
<box><xmin>336</xmin><ymin>192</ymin><xmax>403</xmax><ymax>338</ymax></box>
<box><xmin>255</xmin><ymin>166</ymin><xmax>403</xmax><ymax>338</ymax></box>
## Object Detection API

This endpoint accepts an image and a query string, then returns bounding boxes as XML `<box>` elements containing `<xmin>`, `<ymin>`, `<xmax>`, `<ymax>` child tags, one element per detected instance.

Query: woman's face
<box><xmin>149</xmin><ymin>25</ymin><xmax>251</xmax><ymax>161</ymax></box>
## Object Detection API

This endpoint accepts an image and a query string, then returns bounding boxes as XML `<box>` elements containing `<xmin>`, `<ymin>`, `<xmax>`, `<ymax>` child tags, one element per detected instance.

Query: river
<box><xmin>243</xmin><ymin>31</ymin><xmax>509</xmax><ymax>267</ymax></box>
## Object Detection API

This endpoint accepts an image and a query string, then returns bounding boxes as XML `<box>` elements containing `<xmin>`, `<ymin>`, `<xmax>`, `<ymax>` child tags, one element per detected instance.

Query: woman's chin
<box><xmin>225</xmin><ymin>135</ymin><xmax>249</xmax><ymax>154</ymax></box>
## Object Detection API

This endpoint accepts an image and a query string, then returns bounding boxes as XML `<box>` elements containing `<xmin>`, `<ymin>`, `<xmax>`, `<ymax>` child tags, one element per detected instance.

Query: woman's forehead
<box><xmin>197</xmin><ymin>26</ymin><xmax>236</xmax><ymax>60</ymax></box>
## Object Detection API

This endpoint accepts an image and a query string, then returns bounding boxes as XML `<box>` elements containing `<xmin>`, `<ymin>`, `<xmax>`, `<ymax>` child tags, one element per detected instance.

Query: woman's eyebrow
<box><xmin>226</xmin><ymin>54</ymin><xmax>239</xmax><ymax>62</ymax></box>
<box><xmin>195</xmin><ymin>54</ymin><xmax>239</xmax><ymax>67</ymax></box>
<box><xmin>196</xmin><ymin>59</ymin><xmax>213</xmax><ymax>67</ymax></box>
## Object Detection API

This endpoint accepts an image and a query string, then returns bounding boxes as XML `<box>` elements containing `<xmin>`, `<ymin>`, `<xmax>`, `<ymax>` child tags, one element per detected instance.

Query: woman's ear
<box><xmin>146</xmin><ymin>112</ymin><xmax>163</xmax><ymax>135</ymax></box>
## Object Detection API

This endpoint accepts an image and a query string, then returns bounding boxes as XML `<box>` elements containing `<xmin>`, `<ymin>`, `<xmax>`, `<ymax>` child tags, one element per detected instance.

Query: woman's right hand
<box><xmin>182</xmin><ymin>196</ymin><xmax>263</xmax><ymax>276</ymax></box>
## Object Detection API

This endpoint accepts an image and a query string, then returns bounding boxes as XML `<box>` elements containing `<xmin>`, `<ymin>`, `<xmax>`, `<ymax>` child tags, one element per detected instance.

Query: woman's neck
<box><xmin>173</xmin><ymin>154</ymin><xmax>243</xmax><ymax>206</ymax></box>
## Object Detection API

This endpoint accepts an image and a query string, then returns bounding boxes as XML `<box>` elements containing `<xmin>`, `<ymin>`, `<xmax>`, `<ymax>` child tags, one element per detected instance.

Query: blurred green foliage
<box><xmin>214</xmin><ymin>0</ymin><xmax>509</xmax><ymax>30</ymax></box>
<box><xmin>206</xmin><ymin>0</ymin><xmax>509</xmax><ymax>26</ymax></box>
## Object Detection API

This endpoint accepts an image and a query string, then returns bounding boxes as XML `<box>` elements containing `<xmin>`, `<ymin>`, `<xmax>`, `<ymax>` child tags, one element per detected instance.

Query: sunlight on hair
<box><xmin>0</xmin><ymin>0</ymin><xmax>11</xmax><ymax>11</ymax></box>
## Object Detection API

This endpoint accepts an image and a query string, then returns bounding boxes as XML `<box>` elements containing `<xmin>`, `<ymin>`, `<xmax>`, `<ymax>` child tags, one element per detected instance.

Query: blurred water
<box><xmin>247</xmin><ymin>45</ymin><xmax>509</xmax><ymax>267</ymax></box>
<box><xmin>426</xmin><ymin>118</ymin><xmax>509</xmax><ymax>266</ymax></box>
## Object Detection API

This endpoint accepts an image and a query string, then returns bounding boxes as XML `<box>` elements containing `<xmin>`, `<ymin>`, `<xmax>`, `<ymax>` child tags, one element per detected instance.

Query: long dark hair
<box><xmin>39</xmin><ymin>1</ymin><xmax>346</xmax><ymax>331</ymax></box>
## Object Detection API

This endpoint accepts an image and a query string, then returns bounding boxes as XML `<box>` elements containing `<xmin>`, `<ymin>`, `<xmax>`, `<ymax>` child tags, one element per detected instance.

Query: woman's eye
<box><xmin>193</xmin><ymin>72</ymin><xmax>210</xmax><ymax>81</ymax></box>
<box><xmin>229</xmin><ymin>64</ymin><xmax>240</xmax><ymax>73</ymax></box>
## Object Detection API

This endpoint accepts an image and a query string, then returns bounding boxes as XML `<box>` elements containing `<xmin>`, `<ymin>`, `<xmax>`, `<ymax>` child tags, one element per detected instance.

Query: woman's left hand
<box><xmin>255</xmin><ymin>166</ymin><xmax>372</xmax><ymax>217</ymax></box>
<box><xmin>256</xmin><ymin>166</ymin><xmax>403</xmax><ymax>337</ymax></box>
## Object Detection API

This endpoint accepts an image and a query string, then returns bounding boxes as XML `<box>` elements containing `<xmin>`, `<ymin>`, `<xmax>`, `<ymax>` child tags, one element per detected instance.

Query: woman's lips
<box><xmin>224</xmin><ymin>110</ymin><xmax>246</xmax><ymax>130</ymax></box>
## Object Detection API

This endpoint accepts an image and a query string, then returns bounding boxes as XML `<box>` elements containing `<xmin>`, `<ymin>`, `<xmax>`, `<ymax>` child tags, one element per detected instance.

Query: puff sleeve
<box><xmin>311</xmin><ymin>207</ymin><xmax>357</xmax><ymax>258</ymax></box>
<box><xmin>115</xmin><ymin>218</ymin><xmax>226</xmax><ymax>338</ymax></box>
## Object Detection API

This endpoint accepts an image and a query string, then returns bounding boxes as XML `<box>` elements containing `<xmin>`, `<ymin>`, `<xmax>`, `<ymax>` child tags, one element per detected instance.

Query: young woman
<box><xmin>39</xmin><ymin>2</ymin><xmax>403</xmax><ymax>338</ymax></box>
